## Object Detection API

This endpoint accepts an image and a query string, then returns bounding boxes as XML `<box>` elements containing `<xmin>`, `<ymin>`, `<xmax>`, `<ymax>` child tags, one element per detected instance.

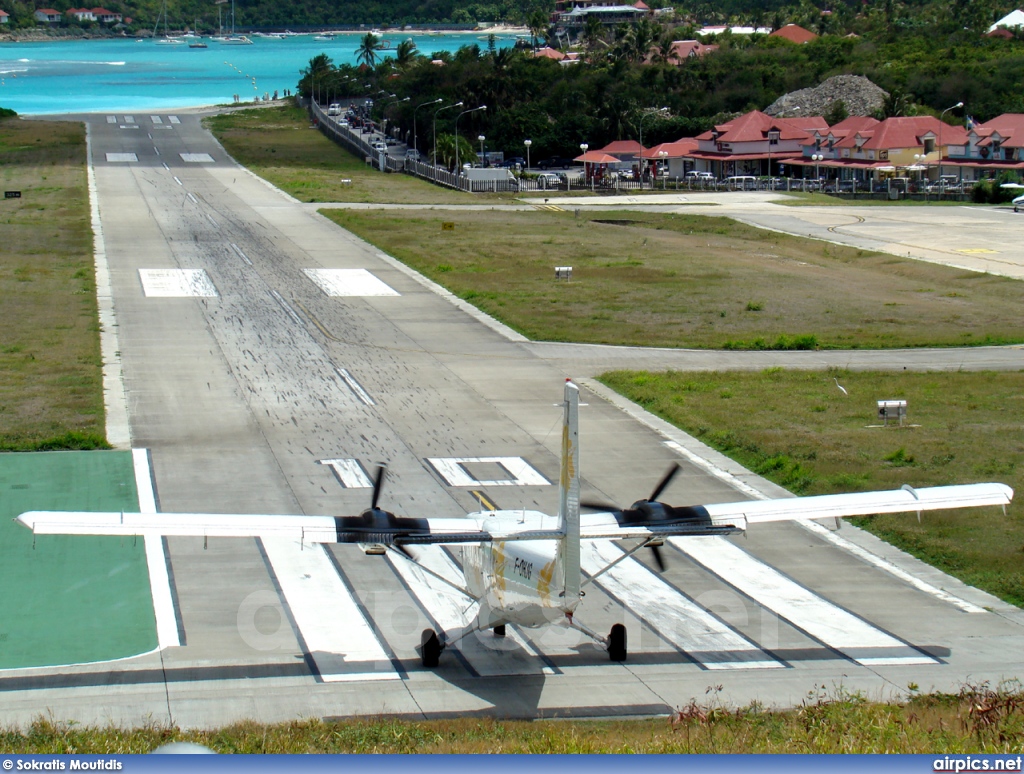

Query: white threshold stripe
<box><xmin>261</xmin><ymin>539</ymin><xmax>398</xmax><ymax>682</ymax></box>
<box><xmin>662</xmin><ymin>439</ymin><xmax>980</xmax><ymax>612</ymax></box>
<box><xmin>671</xmin><ymin>536</ymin><xmax>935</xmax><ymax>666</ymax></box>
<box><xmin>387</xmin><ymin>548</ymin><xmax>554</xmax><ymax>676</ymax></box>
<box><xmin>797</xmin><ymin>520</ymin><xmax>986</xmax><ymax>614</ymax></box>
<box><xmin>132</xmin><ymin>449</ymin><xmax>180</xmax><ymax>649</ymax></box>
<box><xmin>582</xmin><ymin>540</ymin><xmax>782</xmax><ymax>670</ymax></box>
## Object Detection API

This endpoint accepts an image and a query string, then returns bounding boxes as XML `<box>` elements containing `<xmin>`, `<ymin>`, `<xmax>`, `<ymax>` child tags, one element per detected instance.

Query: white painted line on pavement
<box><xmin>583</xmin><ymin>540</ymin><xmax>782</xmax><ymax>670</ymax></box>
<box><xmin>262</xmin><ymin>540</ymin><xmax>399</xmax><ymax>682</ymax></box>
<box><xmin>133</xmin><ymin>448</ymin><xmax>180</xmax><ymax>649</ymax></box>
<box><xmin>671</xmin><ymin>536</ymin><xmax>935</xmax><ymax>665</ymax></box>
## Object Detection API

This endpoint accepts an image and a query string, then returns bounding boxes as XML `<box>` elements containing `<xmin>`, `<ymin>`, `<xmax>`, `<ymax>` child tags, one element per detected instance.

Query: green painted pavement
<box><xmin>0</xmin><ymin>451</ymin><xmax>158</xmax><ymax>669</ymax></box>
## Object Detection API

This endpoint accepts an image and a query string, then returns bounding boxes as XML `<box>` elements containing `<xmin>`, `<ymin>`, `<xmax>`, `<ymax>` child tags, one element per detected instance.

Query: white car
<box><xmin>372</xmin><ymin>141</ymin><xmax>387</xmax><ymax>153</ymax></box>
<box><xmin>535</xmin><ymin>172</ymin><xmax>561</xmax><ymax>188</ymax></box>
<box><xmin>327</xmin><ymin>103</ymin><xmax>340</xmax><ymax>116</ymax></box>
<box><xmin>405</xmin><ymin>149</ymin><xmax>421</xmax><ymax>161</ymax></box>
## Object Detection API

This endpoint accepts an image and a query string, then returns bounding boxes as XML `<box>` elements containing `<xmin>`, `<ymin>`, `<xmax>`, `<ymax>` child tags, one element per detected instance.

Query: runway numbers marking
<box><xmin>105</xmin><ymin>153</ymin><xmax>138</xmax><ymax>163</ymax></box>
<box><xmin>138</xmin><ymin>269</ymin><xmax>218</xmax><ymax>298</ymax></box>
<box><xmin>179</xmin><ymin>153</ymin><xmax>214</xmax><ymax>163</ymax></box>
<box><xmin>427</xmin><ymin>457</ymin><xmax>549</xmax><ymax>487</ymax></box>
<box><xmin>303</xmin><ymin>268</ymin><xmax>400</xmax><ymax>297</ymax></box>
<box><xmin>319</xmin><ymin>459</ymin><xmax>374</xmax><ymax>488</ymax></box>
<box><xmin>956</xmin><ymin>248</ymin><xmax>998</xmax><ymax>254</ymax></box>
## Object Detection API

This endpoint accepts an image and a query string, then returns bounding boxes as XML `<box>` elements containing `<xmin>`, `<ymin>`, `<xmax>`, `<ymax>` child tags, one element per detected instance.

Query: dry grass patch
<box><xmin>0</xmin><ymin>116</ymin><xmax>106</xmax><ymax>450</ymax></box>
<box><xmin>204</xmin><ymin>104</ymin><xmax>513</xmax><ymax>205</ymax></box>
<box><xmin>3</xmin><ymin>682</ymin><xmax>1022</xmax><ymax>752</ymax></box>
<box><xmin>322</xmin><ymin>208</ymin><xmax>1024</xmax><ymax>350</ymax></box>
<box><xmin>599</xmin><ymin>368</ymin><xmax>1024</xmax><ymax>607</ymax></box>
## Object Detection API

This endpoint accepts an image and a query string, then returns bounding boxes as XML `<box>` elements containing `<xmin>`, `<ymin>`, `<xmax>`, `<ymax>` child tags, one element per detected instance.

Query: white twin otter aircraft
<box><xmin>17</xmin><ymin>380</ymin><xmax>1014</xmax><ymax>667</ymax></box>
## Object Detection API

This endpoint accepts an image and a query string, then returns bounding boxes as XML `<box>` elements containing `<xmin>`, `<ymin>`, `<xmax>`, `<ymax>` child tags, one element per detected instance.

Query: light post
<box><xmin>432</xmin><ymin>101</ymin><xmax>462</xmax><ymax>176</ymax></box>
<box><xmin>478</xmin><ymin>134</ymin><xmax>486</xmax><ymax>166</ymax></box>
<box><xmin>524</xmin><ymin>139</ymin><xmax>532</xmax><ymax>171</ymax></box>
<box><xmin>658</xmin><ymin>149</ymin><xmax>668</xmax><ymax>188</ymax></box>
<box><xmin>812</xmin><ymin>154</ymin><xmax>823</xmax><ymax>188</ymax></box>
<box><xmin>413</xmin><ymin>97</ymin><xmax>442</xmax><ymax>159</ymax></box>
<box><xmin>767</xmin><ymin>128</ymin><xmax>780</xmax><ymax>181</ymax></box>
<box><xmin>580</xmin><ymin>142</ymin><xmax>589</xmax><ymax>187</ymax></box>
<box><xmin>938</xmin><ymin>100</ymin><xmax>963</xmax><ymax>191</ymax></box>
<box><xmin>914</xmin><ymin>153</ymin><xmax>927</xmax><ymax>191</ymax></box>
<box><xmin>638</xmin><ymin>106</ymin><xmax>669</xmax><ymax>178</ymax></box>
<box><xmin>455</xmin><ymin>105</ymin><xmax>486</xmax><ymax>178</ymax></box>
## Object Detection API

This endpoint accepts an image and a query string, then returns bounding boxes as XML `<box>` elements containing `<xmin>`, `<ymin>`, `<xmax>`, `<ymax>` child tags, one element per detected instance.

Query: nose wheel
<box><xmin>420</xmin><ymin>629</ymin><xmax>443</xmax><ymax>668</ymax></box>
<box><xmin>608</xmin><ymin>623</ymin><xmax>627</xmax><ymax>662</ymax></box>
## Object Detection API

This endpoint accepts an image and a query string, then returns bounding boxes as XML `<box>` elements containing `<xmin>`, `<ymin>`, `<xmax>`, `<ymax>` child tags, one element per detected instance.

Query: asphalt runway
<box><xmin>3</xmin><ymin>113</ymin><xmax>1023</xmax><ymax>729</ymax></box>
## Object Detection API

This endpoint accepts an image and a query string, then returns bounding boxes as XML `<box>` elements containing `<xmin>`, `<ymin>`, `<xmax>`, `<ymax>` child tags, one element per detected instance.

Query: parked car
<box><xmin>537</xmin><ymin>156</ymin><xmax>573</xmax><ymax>169</ymax></box>
<box><xmin>534</xmin><ymin>172</ymin><xmax>561</xmax><ymax>188</ymax></box>
<box><xmin>405</xmin><ymin>149</ymin><xmax>421</xmax><ymax>162</ymax></box>
<box><xmin>499</xmin><ymin>156</ymin><xmax>526</xmax><ymax>169</ymax></box>
<box><xmin>686</xmin><ymin>170</ymin><xmax>715</xmax><ymax>181</ymax></box>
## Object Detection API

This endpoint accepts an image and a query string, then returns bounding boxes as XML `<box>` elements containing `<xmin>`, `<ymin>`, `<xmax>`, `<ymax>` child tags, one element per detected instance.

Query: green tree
<box><xmin>356</xmin><ymin>33</ymin><xmax>383</xmax><ymax>68</ymax></box>
<box><xmin>434</xmin><ymin>133</ymin><xmax>477</xmax><ymax>171</ymax></box>
<box><xmin>394</xmin><ymin>38</ymin><xmax>419</xmax><ymax>69</ymax></box>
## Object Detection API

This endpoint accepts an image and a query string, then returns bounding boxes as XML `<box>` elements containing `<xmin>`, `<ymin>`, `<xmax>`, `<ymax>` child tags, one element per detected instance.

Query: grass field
<box><xmin>321</xmin><ymin>208</ymin><xmax>1023</xmax><ymax>350</ymax></box>
<box><xmin>204</xmin><ymin>104</ymin><xmax>515</xmax><ymax>205</ymax></box>
<box><xmin>599</xmin><ymin>368</ymin><xmax>1024</xmax><ymax>607</ymax></box>
<box><xmin>2</xmin><ymin>682</ymin><xmax>1022</xmax><ymax>752</ymax></box>
<box><xmin>0</xmin><ymin>116</ymin><xmax>106</xmax><ymax>451</ymax></box>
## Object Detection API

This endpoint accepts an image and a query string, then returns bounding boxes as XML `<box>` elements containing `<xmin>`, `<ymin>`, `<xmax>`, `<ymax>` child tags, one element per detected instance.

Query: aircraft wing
<box><xmin>578</xmin><ymin>483</ymin><xmax>1013</xmax><ymax>539</ymax></box>
<box><xmin>14</xmin><ymin>511</ymin><xmax>503</xmax><ymax>545</ymax></box>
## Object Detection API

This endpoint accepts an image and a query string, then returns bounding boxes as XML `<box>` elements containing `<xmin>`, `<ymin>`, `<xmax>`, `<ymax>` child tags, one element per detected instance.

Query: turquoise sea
<box><xmin>0</xmin><ymin>31</ymin><xmax>515</xmax><ymax>115</ymax></box>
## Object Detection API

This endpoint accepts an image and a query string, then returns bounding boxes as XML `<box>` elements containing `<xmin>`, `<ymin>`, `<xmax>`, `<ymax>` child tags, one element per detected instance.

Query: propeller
<box><xmin>581</xmin><ymin>463</ymin><xmax>716</xmax><ymax>572</ymax></box>
<box><xmin>335</xmin><ymin>465</ymin><xmax>429</xmax><ymax>556</ymax></box>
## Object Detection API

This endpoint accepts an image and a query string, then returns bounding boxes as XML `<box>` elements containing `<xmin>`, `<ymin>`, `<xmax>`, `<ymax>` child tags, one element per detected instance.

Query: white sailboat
<box><xmin>153</xmin><ymin>0</ymin><xmax>183</xmax><ymax>44</ymax></box>
<box><xmin>220</xmin><ymin>0</ymin><xmax>252</xmax><ymax>44</ymax></box>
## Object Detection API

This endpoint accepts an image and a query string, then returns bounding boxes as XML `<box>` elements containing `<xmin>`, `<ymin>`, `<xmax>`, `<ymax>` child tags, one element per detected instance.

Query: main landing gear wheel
<box><xmin>421</xmin><ymin>629</ymin><xmax>442</xmax><ymax>668</ymax></box>
<box><xmin>608</xmin><ymin>624</ymin><xmax>627</xmax><ymax>662</ymax></box>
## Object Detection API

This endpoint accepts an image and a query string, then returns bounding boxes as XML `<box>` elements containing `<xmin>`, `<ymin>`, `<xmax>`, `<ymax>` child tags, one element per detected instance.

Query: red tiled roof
<box><xmin>696</xmin><ymin>110</ymin><xmax>827</xmax><ymax>143</ymax></box>
<box><xmin>687</xmin><ymin>150</ymin><xmax>804</xmax><ymax>162</ymax></box>
<box><xmin>533</xmin><ymin>46</ymin><xmax>565</xmax><ymax>60</ymax></box>
<box><xmin>598</xmin><ymin>140</ymin><xmax>645</xmax><ymax>154</ymax></box>
<box><xmin>977</xmin><ymin>114</ymin><xmax>1024</xmax><ymax>147</ymax></box>
<box><xmin>641</xmin><ymin>138</ymin><xmax>698</xmax><ymax>158</ymax></box>
<box><xmin>576</xmin><ymin>151</ymin><xmax>621</xmax><ymax>163</ymax></box>
<box><xmin>663</xmin><ymin>40</ymin><xmax>718</xmax><ymax>63</ymax></box>
<box><xmin>858</xmin><ymin>116</ymin><xmax>967</xmax><ymax>151</ymax></box>
<box><xmin>769</xmin><ymin>24</ymin><xmax>818</xmax><ymax>43</ymax></box>
<box><xmin>633</xmin><ymin>0</ymin><xmax>649</xmax><ymax>8</ymax></box>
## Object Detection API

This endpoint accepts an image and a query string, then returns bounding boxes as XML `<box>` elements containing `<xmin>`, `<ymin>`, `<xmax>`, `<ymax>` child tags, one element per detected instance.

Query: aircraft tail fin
<box><xmin>558</xmin><ymin>379</ymin><xmax>582</xmax><ymax>610</ymax></box>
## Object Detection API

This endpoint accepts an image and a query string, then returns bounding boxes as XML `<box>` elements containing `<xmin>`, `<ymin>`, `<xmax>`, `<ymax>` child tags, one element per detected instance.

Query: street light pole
<box><xmin>478</xmin><ymin>135</ymin><xmax>486</xmax><ymax>166</ymax></box>
<box><xmin>580</xmin><ymin>142</ymin><xmax>589</xmax><ymax>188</ymax></box>
<box><xmin>938</xmin><ymin>101</ymin><xmax>964</xmax><ymax>192</ymax></box>
<box><xmin>524</xmin><ymin>139</ymin><xmax>532</xmax><ymax>171</ymax></box>
<box><xmin>413</xmin><ymin>97</ymin><xmax>442</xmax><ymax>159</ymax></box>
<box><xmin>638</xmin><ymin>106</ymin><xmax>668</xmax><ymax>179</ymax></box>
<box><xmin>455</xmin><ymin>105</ymin><xmax>486</xmax><ymax>180</ymax></box>
<box><xmin>812</xmin><ymin>153</ymin><xmax>823</xmax><ymax>188</ymax></box>
<box><xmin>432</xmin><ymin>101</ymin><xmax>463</xmax><ymax>177</ymax></box>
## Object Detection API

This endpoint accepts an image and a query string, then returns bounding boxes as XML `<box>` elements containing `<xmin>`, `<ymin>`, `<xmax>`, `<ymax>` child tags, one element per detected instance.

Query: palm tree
<box><xmin>583</xmin><ymin>14</ymin><xmax>606</xmax><ymax>61</ymax></box>
<box><xmin>356</xmin><ymin>32</ymin><xmax>382</xmax><ymax>68</ymax></box>
<box><xmin>528</xmin><ymin>9</ymin><xmax>548</xmax><ymax>49</ymax></box>
<box><xmin>394</xmin><ymin>38</ymin><xmax>418</xmax><ymax>69</ymax></box>
<box><xmin>300</xmin><ymin>54</ymin><xmax>333</xmax><ymax>101</ymax></box>
<box><xmin>434</xmin><ymin>133</ymin><xmax>476</xmax><ymax>172</ymax></box>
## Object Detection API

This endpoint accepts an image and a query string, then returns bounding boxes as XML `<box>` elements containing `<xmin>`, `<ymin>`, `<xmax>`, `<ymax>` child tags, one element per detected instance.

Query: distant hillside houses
<box><xmin>597</xmin><ymin>108</ymin><xmax>1019</xmax><ymax>188</ymax></box>
<box><xmin>987</xmin><ymin>8</ymin><xmax>1024</xmax><ymax>34</ymax></box>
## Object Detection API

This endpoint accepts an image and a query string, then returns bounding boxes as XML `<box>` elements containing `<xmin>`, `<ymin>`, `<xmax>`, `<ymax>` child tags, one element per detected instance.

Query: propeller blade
<box><xmin>650</xmin><ymin>543</ymin><xmax>666</xmax><ymax>572</ymax></box>
<box><xmin>648</xmin><ymin>464</ymin><xmax>680</xmax><ymax>502</ymax></box>
<box><xmin>370</xmin><ymin>465</ymin><xmax>386</xmax><ymax>509</ymax></box>
<box><xmin>580</xmin><ymin>499</ymin><xmax>622</xmax><ymax>512</ymax></box>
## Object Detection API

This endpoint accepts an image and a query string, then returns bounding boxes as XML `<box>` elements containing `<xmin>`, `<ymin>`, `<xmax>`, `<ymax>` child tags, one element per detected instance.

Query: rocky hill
<box><xmin>764</xmin><ymin>75</ymin><xmax>888</xmax><ymax>118</ymax></box>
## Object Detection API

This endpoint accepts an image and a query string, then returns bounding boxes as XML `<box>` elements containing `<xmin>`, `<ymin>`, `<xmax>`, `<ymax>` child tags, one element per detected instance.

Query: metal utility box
<box><xmin>877</xmin><ymin>399</ymin><xmax>907</xmax><ymax>426</ymax></box>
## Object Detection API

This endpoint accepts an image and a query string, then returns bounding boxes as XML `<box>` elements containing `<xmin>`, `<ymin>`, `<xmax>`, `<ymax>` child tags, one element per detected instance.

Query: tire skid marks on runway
<box><xmin>260</xmin><ymin>539</ymin><xmax>400</xmax><ymax>682</ymax></box>
<box><xmin>670</xmin><ymin>536</ymin><xmax>937</xmax><ymax>666</ymax></box>
<box><xmin>386</xmin><ymin>548</ymin><xmax>556</xmax><ymax>676</ymax></box>
<box><xmin>581</xmin><ymin>541</ymin><xmax>783</xmax><ymax>670</ymax></box>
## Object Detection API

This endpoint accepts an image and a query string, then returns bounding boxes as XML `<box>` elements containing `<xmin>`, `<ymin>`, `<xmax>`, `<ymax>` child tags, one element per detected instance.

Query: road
<box><xmin>2</xmin><ymin>112</ymin><xmax>1022</xmax><ymax>730</ymax></box>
